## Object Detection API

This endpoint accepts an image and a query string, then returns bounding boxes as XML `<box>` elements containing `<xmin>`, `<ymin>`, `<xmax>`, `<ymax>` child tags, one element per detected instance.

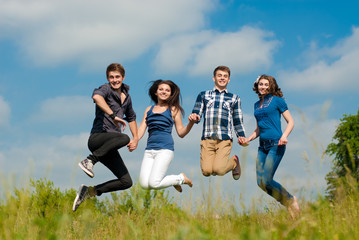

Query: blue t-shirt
<box><xmin>145</xmin><ymin>106</ymin><xmax>174</xmax><ymax>151</ymax></box>
<box><xmin>254</xmin><ymin>94</ymin><xmax>288</xmax><ymax>140</ymax></box>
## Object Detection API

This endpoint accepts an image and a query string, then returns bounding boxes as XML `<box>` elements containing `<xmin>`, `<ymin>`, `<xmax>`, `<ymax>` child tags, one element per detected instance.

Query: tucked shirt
<box><xmin>254</xmin><ymin>94</ymin><xmax>288</xmax><ymax>140</ymax></box>
<box><xmin>91</xmin><ymin>83</ymin><xmax>136</xmax><ymax>133</ymax></box>
<box><xmin>192</xmin><ymin>88</ymin><xmax>245</xmax><ymax>140</ymax></box>
<box><xmin>145</xmin><ymin>106</ymin><xmax>174</xmax><ymax>151</ymax></box>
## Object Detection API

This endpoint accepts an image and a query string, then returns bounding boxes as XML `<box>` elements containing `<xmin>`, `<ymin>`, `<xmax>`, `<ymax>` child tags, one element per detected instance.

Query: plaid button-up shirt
<box><xmin>192</xmin><ymin>88</ymin><xmax>245</xmax><ymax>140</ymax></box>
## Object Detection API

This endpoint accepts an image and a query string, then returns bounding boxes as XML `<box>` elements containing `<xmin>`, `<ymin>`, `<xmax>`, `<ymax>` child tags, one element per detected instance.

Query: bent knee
<box><xmin>148</xmin><ymin>180</ymin><xmax>161</xmax><ymax>189</ymax></box>
<box><xmin>212</xmin><ymin>167</ymin><xmax>227</xmax><ymax>176</ymax></box>
<box><xmin>257</xmin><ymin>180</ymin><xmax>270</xmax><ymax>191</ymax></box>
<box><xmin>123</xmin><ymin>178</ymin><xmax>133</xmax><ymax>189</ymax></box>
<box><xmin>139</xmin><ymin>179</ymin><xmax>149</xmax><ymax>189</ymax></box>
<box><xmin>201</xmin><ymin>169</ymin><xmax>212</xmax><ymax>177</ymax></box>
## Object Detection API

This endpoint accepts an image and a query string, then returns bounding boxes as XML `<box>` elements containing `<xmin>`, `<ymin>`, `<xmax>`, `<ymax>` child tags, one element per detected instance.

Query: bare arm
<box><xmin>173</xmin><ymin>108</ymin><xmax>195</xmax><ymax>138</ymax></box>
<box><xmin>238</xmin><ymin>123</ymin><xmax>260</xmax><ymax>146</ymax></box>
<box><xmin>278</xmin><ymin>110</ymin><xmax>294</xmax><ymax>145</ymax></box>
<box><xmin>137</xmin><ymin>106</ymin><xmax>151</xmax><ymax>140</ymax></box>
<box><xmin>127</xmin><ymin>121</ymin><xmax>139</xmax><ymax>152</ymax></box>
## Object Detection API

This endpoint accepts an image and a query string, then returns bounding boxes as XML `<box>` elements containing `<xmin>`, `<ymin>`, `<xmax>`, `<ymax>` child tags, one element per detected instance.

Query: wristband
<box><xmin>109</xmin><ymin>113</ymin><xmax>116</xmax><ymax>120</ymax></box>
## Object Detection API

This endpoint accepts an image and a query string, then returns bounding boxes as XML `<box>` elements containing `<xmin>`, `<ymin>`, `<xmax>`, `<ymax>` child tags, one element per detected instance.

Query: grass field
<box><xmin>1</xmin><ymin>175</ymin><xmax>358</xmax><ymax>240</ymax></box>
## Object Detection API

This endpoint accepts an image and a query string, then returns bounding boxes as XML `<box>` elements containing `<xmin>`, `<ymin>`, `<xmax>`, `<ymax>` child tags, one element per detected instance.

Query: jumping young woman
<box><xmin>239</xmin><ymin>75</ymin><xmax>300</xmax><ymax>218</ymax></box>
<box><xmin>138</xmin><ymin>80</ymin><xmax>195</xmax><ymax>192</ymax></box>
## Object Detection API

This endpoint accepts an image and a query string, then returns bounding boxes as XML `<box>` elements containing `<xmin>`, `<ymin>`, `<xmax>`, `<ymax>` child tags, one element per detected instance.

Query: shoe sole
<box><xmin>72</xmin><ymin>184</ymin><xmax>84</xmax><ymax>211</ymax></box>
<box><xmin>232</xmin><ymin>156</ymin><xmax>241</xmax><ymax>180</ymax></box>
<box><xmin>72</xmin><ymin>194</ymin><xmax>80</xmax><ymax>211</ymax></box>
<box><xmin>78</xmin><ymin>162</ymin><xmax>94</xmax><ymax>178</ymax></box>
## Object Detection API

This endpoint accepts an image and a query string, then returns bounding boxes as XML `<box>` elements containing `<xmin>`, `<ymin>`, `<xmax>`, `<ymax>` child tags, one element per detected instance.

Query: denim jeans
<box><xmin>256</xmin><ymin>139</ymin><xmax>293</xmax><ymax>206</ymax></box>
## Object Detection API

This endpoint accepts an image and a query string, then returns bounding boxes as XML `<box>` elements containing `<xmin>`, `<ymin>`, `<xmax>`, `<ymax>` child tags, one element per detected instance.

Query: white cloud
<box><xmin>0</xmin><ymin>132</ymin><xmax>90</xmax><ymax>187</ymax></box>
<box><xmin>0</xmin><ymin>0</ymin><xmax>213</xmax><ymax>69</ymax></box>
<box><xmin>29</xmin><ymin>96</ymin><xmax>93</xmax><ymax>123</ymax></box>
<box><xmin>279</xmin><ymin>26</ymin><xmax>359</xmax><ymax>93</ymax></box>
<box><xmin>154</xmin><ymin>26</ymin><xmax>281</xmax><ymax>75</ymax></box>
<box><xmin>0</xmin><ymin>96</ymin><xmax>11</xmax><ymax>128</ymax></box>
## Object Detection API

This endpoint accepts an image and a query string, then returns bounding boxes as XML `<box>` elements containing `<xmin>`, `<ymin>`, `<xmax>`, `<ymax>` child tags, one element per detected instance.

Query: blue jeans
<box><xmin>256</xmin><ymin>139</ymin><xmax>293</xmax><ymax>206</ymax></box>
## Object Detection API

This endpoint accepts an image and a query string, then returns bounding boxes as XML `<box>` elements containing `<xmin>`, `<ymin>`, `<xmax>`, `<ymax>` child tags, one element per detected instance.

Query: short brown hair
<box><xmin>106</xmin><ymin>63</ymin><xmax>125</xmax><ymax>78</ymax></box>
<box><xmin>213</xmin><ymin>66</ymin><xmax>230</xmax><ymax>77</ymax></box>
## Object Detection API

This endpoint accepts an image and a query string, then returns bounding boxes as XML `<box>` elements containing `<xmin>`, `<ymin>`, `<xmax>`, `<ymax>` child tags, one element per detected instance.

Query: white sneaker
<box><xmin>79</xmin><ymin>158</ymin><xmax>94</xmax><ymax>178</ymax></box>
<box><xmin>72</xmin><ymin>184</ymin><xmax>90</xmax><ymax>212</ymax></box>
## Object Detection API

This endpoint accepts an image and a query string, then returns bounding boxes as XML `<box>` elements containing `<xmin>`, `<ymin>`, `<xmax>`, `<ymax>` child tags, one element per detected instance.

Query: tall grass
<box><xmin>1</xmin><ymin>176</ymin><xmax>358</xmax><ymax>240</ymax></box>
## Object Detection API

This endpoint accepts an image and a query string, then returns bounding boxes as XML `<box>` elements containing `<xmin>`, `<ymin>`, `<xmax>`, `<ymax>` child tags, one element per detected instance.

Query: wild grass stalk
<box><xmin>0</xmin><ymin>175</ymin><xmax>359</xmax><ymax>239</ymax></box>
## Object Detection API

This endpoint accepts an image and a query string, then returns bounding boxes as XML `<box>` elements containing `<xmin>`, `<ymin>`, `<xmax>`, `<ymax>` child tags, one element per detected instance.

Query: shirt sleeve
<box><xmin>232</xmin><ymin>96</ymin><xmax>246</xmax><ymax>137</ymax></box>
<box><xmin>277</xmin><ymin>97</ymin><xmax>288</xmax><ymax>113</ymax></box>
<box><xmin>92</xmin><ymin>83</ymin><xmax>110</xmax><ymax>99</ymax></box>
<box><xmin>124</xmin><ymin>95</ymin><xmax>136</xmax><ymax>122</ymax></box>
<box><xmin>192</xmin><ymin>92</ymin><xmax>204</xmax><ymax>120</ymax></box>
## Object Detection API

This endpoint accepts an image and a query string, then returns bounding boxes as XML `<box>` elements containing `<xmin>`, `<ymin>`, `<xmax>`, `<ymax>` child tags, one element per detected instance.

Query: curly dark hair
<box><xmin>148</xmin><ymin>80</ymin><xmax>184</xmax><ymax>116</ymax></box>
<box><xmin>253</xmin><ymin>74</ymin><xmax>283</xmax><ymax>98</ymax></box>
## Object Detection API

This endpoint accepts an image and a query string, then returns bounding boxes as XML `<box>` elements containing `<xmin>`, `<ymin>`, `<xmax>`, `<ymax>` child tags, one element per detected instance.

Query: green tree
<box><xmin>325</xmin><ymin>109</ymin><xmax>359</xmax><ymax>199</ymax></box>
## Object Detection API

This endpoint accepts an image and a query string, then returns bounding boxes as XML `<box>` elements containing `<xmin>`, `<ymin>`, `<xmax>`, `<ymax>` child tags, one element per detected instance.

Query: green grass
<box><xmin>0</xmin><ymin>177</ymin><xmax>358</xmax><ymax>240</ymax></box>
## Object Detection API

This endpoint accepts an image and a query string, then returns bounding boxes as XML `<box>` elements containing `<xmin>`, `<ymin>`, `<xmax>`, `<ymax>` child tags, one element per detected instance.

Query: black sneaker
<box><xmin>72</xmin><ymin>184</ymin><xmax>90</xmax><ymax>212</ymax></box>
<box><xmin>79</xmin><ymin>158</ymin><xmax>94</xmax><ymax>178</ymax></box>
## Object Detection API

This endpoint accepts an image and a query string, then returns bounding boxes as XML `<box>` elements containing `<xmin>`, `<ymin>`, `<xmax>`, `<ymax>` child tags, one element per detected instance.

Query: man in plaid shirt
<box><xmin>189</xmin><ymin>66</ymin><xmax>246</xmax><ymax>180</ymax></box>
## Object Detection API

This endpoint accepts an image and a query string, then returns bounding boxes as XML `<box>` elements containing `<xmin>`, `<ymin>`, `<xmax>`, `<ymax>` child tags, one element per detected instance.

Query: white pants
<box><xmin>139</xmin><ymin>149</ymin><xmax>185</xmax><ymax>189</ymax></box>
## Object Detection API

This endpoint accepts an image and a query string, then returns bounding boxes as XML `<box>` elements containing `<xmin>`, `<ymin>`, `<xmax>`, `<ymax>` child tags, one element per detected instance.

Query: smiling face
<box><xmin>155</xmin><ymin>83</ymin><xmax>171</xmax><ymax>102</ymax></box>
<box><xmin>258</xmin><ymin>79</ymin><xmax>270</xmax><ymax>96</ymax></box>
<box><xmin>107</xmin><ymin>71</ymin><xmax>124</xmax><ymax>90</ymax></box>
<box><xmin>213</xmin><ymin>70</ymin><xmax>230</xmax><ymax>91</ymax></box>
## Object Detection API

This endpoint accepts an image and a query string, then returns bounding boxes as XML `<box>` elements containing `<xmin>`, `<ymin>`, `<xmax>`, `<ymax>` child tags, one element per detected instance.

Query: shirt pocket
<box><xmin>204</xmin><ymin>97</ymin><xmax>215</xmax><ymax>109</ymax></box>
<box><xmin>221</xmin><ymin>101</ymin><xmax>231</xmax><ymax>117</ymax></box>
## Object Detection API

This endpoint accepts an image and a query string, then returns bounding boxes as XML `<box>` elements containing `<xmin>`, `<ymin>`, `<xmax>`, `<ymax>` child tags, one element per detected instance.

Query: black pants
<box><xmin>87</xmin><ymin>132</ymin><xmax>133</xmax><ymax>196</ymax></box>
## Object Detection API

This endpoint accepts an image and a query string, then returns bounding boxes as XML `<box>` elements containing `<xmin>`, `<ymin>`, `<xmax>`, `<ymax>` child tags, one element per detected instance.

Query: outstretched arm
<box><xmin>137</xmin><ymin>106</ymin><xmax>151</xmax><ymax>140</ymax></box>
<box><xmin>127</xmin><ymin>121</ymin><xmax>139</xmax><ymax>152</ymax></box>
<box><xmin>173</xmin><ymin>108</ymin><xmax>196</xmax><ymax>138</ymax></box>
<box><xmin>238</xmin><ymin>123</ymin><xmax>260</xmax><ymax>146</ymax></box>
<box><xmin>278</xmin><ymin>110</ymin><xmax>294</xmax><ymax>145</ymax></box>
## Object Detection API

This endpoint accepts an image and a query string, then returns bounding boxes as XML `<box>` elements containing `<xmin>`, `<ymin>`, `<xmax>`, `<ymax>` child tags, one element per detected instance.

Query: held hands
<box><xmin>188</xmin><ymin>113</ymin><xmax>200</xmax><ymax>122</ymax></box>
<box><xmin>238</xmin><ymin>137</ymin><xmax>249</xmax><ymax>147</ymax></box>
<box><xmin>114</xmin><ymin>117</ymin><xmax>127</xmax><ymax>131</ymax></box>
<box><xmin>127</xmin><ymin>139</ymin><xmax>138</xmax><ymax>152</ymax></box>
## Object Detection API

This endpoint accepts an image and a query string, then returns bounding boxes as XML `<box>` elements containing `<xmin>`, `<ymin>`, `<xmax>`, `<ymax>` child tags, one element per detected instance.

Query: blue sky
<box><xmin>1</xmin><ymin>0</ymin><xmax>358</xmax><ymax>209</ymax></box>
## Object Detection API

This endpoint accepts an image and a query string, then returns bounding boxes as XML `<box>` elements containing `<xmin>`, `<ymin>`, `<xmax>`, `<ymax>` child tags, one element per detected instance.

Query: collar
<box><xmin>108</xmin><ymin>83</ymin><xmax>130</xmax><ymax>96</ymax></box>
<box><xmin>261</xmin><ymin>94</ymin><xmax>273</xmax><ymax>100</ymax></box>
<box><xmin>213</xmin><ymin>87</ymin><xmax>228</xmax><ymax>94</ymax></box>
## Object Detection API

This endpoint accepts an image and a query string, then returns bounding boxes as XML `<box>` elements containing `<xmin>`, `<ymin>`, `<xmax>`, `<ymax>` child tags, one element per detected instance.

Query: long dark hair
<box><xmin>148</xmin><ymin>80</ymin><xmax>184</xmax><ymax>116</ymax></box>
<box><xmin>253</xmin><ymin>74</ymin><xmax>283</xmax><ymax>98</ymax></box>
